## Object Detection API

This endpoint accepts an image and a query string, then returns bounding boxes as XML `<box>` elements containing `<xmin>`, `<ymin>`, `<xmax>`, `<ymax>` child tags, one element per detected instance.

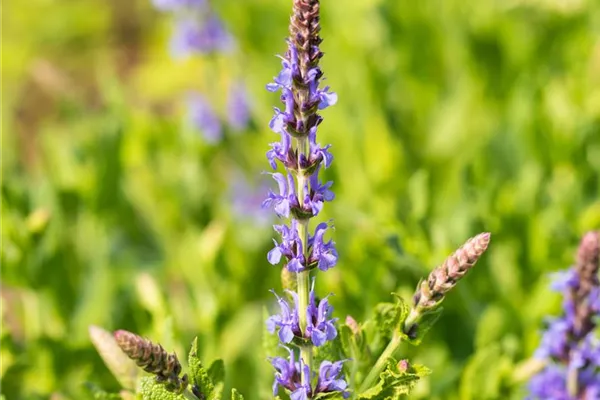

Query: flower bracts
<box><xmin>528</xmin><ymin>231</ymin><xmax>600</xmax><ymax>400</ymax></box>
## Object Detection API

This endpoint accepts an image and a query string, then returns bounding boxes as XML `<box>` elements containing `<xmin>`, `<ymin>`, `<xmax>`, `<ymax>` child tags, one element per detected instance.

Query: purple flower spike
<box><xmin>187</xmin><ymin>93</ymin><xmax>221</xmax><ymax>143</ymax></box>
<box><xmin>529</xmin><ymin>231</ymin><xmax>600</xmax><ymax>399</ymax></box>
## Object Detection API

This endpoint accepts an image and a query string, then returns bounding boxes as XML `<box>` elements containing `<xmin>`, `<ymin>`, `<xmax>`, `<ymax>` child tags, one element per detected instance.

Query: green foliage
<box><xmin>357</xmin><ymin>360</ymin><xmax>430</xmax><ymax>400</ymax></box>
<box><xmin>139</xmin><ymin>377</ymin><xmax>186</xmax><ymax>400</ymax></box>
<box><xmin>230</xmin><ymin>389</ymin><xmax>244</xmax><ymax>400</ymax></box>
<box><xmin>188</xmin><ymin>338</ymin><xmax>225</xmax><ymax>400</ymax></box>
<box><xmin>84</xmin><ymin>383</ymin><xmax>123</xmax><ymax>400</ymax></box>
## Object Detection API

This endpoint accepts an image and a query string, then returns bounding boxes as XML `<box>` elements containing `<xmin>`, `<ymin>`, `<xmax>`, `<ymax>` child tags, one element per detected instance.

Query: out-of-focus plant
<box><xmin>151</xmin><ymin>0</ymin><xmax>250</xmax><ymax>142</ymax></box>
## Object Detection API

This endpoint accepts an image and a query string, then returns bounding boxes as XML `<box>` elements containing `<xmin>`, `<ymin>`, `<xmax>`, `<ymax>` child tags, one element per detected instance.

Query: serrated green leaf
<box><xmin>399</xmin><ymin>307</ymin><xmax>443</xmax><ymax>346</ymax></box>
<box><xmin>373</xmin><ymin>295</ymin><xmax>410</xmax><ymax>340</ymax></box>
<box><xmin>230</xmin><ymin>388</ymin><xmax>244</xmax><ymax>400</ymax></box>
<box><xmin>84</xmin><ymin>382</ymin><xmax>123</xmax><ymax>400</ymax></box>
<box><xmin>139</xmin><ymin>377</ymin><xmax>186</xmax><ymax>400</ymax></box>
<box><xmin>358</xmin><ymin>359</ymin><xmax>430</xmax><ymax>400</ymax></box>
<box><xmin>89</xmin><ymin>325</ymin><xmax>139</xmax><ymax>390</ymax></box>
<box><xmin>340</xmin><ymin>323</ymin><xmax>372</xmax><ymax>387</ymax></box>
<box><xmin>314</xmin><ymin>392</ymin><xmax>347</xmax><ymax>400</ymax></box>
<box><xmin>188</xmin><ymin>337</ymin><xmax>214</xmax><ymax>399</ymax></box>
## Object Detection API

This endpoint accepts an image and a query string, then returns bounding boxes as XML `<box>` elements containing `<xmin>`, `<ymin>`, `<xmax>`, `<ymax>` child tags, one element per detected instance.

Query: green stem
<box><xmin>358</xmin><ymin>332</ymin><xmax>403</xmax><ymax>393</ymax></box>
<box><xmin>295</xmin><ymin>135</ymin><xmax>313</xmax><ymax>384</ymax></box>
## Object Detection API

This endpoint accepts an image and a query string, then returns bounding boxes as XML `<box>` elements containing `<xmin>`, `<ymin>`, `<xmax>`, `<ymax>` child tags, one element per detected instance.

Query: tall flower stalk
<box><xmin>263</xmin><ymin>0</ymin><xmax>344</xmax><ymax>398</ymax></box>
<box><xmin>528</xmin><ymin>231</ymin><xmax>600</xmax><ymax>400</ymax></box>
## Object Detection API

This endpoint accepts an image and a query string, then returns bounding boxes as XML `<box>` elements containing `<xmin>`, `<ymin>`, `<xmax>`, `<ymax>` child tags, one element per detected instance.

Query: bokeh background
<box><xmin>2</xmin><ymin>0</ymin><xmax>600</xmax><ymax>399</ymax></box>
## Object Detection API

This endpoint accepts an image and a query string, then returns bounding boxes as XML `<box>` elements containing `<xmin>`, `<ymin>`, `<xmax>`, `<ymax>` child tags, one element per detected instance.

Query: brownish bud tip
<box><xmin>113</xmin><ymin>329</ymin><xmax>187</xmax><ymax>393</ymax></box>
<box><xmin>416</xmin><ymin>233</ymin><xmax>491</xmax><ymax>310</ymax></box>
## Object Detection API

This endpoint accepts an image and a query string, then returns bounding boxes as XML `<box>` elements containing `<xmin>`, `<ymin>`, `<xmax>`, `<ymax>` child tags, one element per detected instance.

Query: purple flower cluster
<box><xmin>529</xmin><ymin>232</ymin><xmax>600</xmax><ymax>400</ymax></box>
<box><xmin>266</xmin><ymin>221</ymin><xmax>337</xmax><ymax>273</ymax></box>
<box><xmin>267</xmin><ymin>286</ymin><xmax>337</xmax><ymax>347</ymax></box>
<box><xmin>152</xmin><ymin>0</ymin><xmax>250</xmax><ymax>141</ymax></box>
<box><xmin>264</xmin><ymin>1</ymin><xmax>347</xmax><ymax>398</ymax></box>
<box><xmin>271</xmin><ymin>347</ymin><xmax>348</xmax><ymax>399</ymax></box>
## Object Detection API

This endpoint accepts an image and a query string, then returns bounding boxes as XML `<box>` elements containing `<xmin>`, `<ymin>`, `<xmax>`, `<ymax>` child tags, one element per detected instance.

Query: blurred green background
<box><xmin>2</xmin><ymin>0</ymin><xmax>600</xmax><ymax>399</ymax></box>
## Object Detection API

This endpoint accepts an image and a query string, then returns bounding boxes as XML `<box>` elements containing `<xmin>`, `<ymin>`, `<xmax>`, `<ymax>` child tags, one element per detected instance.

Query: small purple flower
<box><xmin>187</xmin><ymin>93</ymin><xmax>221</xmax><ymax>143</ymax></box>
<box><xmin>270</xmin><ymin>347</ymin><xmax>301</xmax><ymax>395</ymax></box>
<box><xmin>550</xmin><ymin>268</ymin><xmax>578</xmax><ymax>293</ymax></box>
<box><xmin>266</xmin><ymin>291</ymin><xmax>301</xmax><ymax>344</ymax></box>
<box><xmin>270</xmin><ymin>350</ymin><xmax>349</xmax><ymax>400</ymax></box>
<box><xmin>535</xmin><ymin>318</ymin><xmax>570</xmax><ymax>360</ymax></box>
<box><xmin>267</xmin><ymin>221</ymin><xmax>305</xmax><ymax>272</ymax></box>
<box><xmin>301</xmin><ymin>167</ymin><xmax>334</xmax><ymax>216</ymax></box>
<box><xmin>316</xmin><ymin>360</ymin><xmax>350</xmax><ymax>398</ymax></box>
<box><xmin>527</xmin><ymin>364</ymin><xmax>569</xmax><ymax>400</ymax></box>
<box><xmin>306</xmin><ymin>289</ymin><xmax>337</xmax><ymax>346</ymax></box>
<box><xmin>262</xmin><ymin>173</ymin><xmax>298</xmax><ymax>218</ymax></box>
<box><xmin>267</xmin><ymin>131</ymin><xmax>294</xmax><ymax>170</ymax></box>
<box><xmin>227</xmin><ymin>82</ymin><xmax>250</xmax><ymax>131</ymax></box>
<box><xmin>308</xmin><ymin>223</ymin><xmax>338</xmax><ymax>272</ymax></box>
<box><xmin>170</xmin><ymin>16</ymin><xmax>233</xmax><ymax>58</ymax></box>
<box><xmin>307</xmin><ymin>127</ymin><xmax>333</xmax><ymax>169</ymax></box>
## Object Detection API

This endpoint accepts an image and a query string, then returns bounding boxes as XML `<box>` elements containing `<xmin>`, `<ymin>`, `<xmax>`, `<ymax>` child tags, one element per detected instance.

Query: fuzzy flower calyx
<box><xmin>114</xmin><ymin>330</ymin><xmax>189</xmax><ymax>393</ymax></box>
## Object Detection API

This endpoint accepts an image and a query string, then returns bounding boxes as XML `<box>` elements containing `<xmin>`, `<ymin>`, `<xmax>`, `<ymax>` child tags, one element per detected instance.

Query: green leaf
<box><xmin>230</xmin><ymin>389</ymin><xmax>244</xmax><ymax>400</ymax></box>
<box><xmin>88</xmin><ymin>325</ymin><xmax>139</xmax><ymax>390</ymax></box>
<box><xmin>207</xmin><ymin>359</ymin><xmax>225</xmax><ymax>400</ymax></box>
<box><xmin>83</xmin><ymin>382</ymin><xmax>123</xmax><ymax>400</ymax></box>
<box><xmin>339</xmin><ymin>322</ymin><xmax>372</xmax><ymax>387</ymax></box>
<box><xmin>399</xmin><ymin>307</ymin><xmax>443</xmax><ymax>346</ymax></box>
<box><xmin>188</xmin><ymin>337</ymin><xmax>225</xmax><ymax>400</ymax></box>
<box><xmin>138</xmin><ymin>377</ymin><xmax>186</xmax><ymax>400</ymax></box>
<box><xmin>188</xmin><ymin>337</ymin><xmax>214</xmax><ymax>399</ymax></box>
<box><xmin>373</xmin><ymin>295</ymin><xmax>410</xmax><ymax>340</ymax></box>
<box><xmin>358</xmin><ymin>359</ymin><xmax>430</xmax><ymax>400</ymax></box>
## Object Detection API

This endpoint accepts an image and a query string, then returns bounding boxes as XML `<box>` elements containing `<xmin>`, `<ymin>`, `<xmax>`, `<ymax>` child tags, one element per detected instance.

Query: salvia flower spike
<box><xmin>114</xmin><ymin>330</ymin><xmax>189</xmax><ymax>394</ymax></box>
<box><xmin>265</xmin><ymin>0</ymin><xmax>346</xmax><ymax>398</ymax></box>
<box><xmin>404</xmin><ymin>232</ymin><xmax>491</xmax><ymax>336</ymax></box>
<box><xmin>528</xmin><ymin>231</ymin><xmax>600</xmax><ymax>399</ymax></box>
